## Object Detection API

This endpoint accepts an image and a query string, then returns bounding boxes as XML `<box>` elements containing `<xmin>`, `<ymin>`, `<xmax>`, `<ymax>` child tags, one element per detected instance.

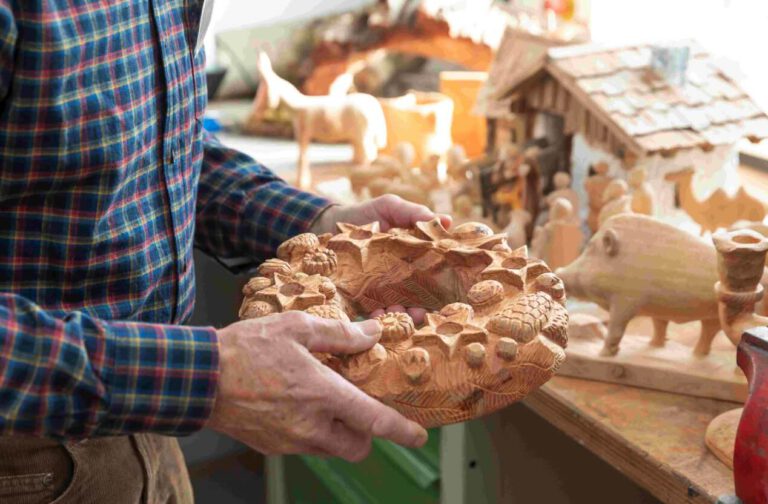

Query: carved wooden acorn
<box><xmin>239</xmin><ymin>219</ymin><xmax>568</xmax><ymax>427</ymax></box>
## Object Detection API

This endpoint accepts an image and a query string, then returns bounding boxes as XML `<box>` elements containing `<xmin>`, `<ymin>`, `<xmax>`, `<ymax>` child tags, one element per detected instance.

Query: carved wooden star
<box><xmin>412</xmin><ymin>312</ymin><xmax>487</xmax><ymax>358</ymax></box>
<box><xmin>328</xmin><ymin>222</ymin><xmax>390</xmax><ymax>266</ymax></box>
<box><xmin>414</xmin><ymin>219</ymin><xmax>507</xmax><ymax>250</ymax></box>
<box><xmin>480</xmin><ymin>250</ymin><xmax>527</xmax><ymax>290</ymax></box>
<box><xmin>412</xmin><ymin>220</ymin><xmax>507</xmax><ymax>269</ymax></box>
<box><xmin>254</xmin><ymin>274</ymin><xmax>326</xmax><ymax>312</ymax></box>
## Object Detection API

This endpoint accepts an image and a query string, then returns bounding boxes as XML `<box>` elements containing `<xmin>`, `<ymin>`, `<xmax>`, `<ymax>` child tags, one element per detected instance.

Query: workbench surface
<box><xmin>525</xmin><ymin>376</ymin><xmax>737</xmax><ymax>503</ymax></box>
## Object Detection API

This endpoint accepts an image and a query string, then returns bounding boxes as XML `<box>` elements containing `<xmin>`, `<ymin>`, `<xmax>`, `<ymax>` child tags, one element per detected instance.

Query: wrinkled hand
<box><xmin>311</xmin><ymin>195</ymin><xmax>450</xmax><ymax>323</ymax></box>
<box><xmin>208</xmin><ymin>312</ymin><xmax>428</xmax><ymax>462</ymax></box>
<box><xmin>310</xmin><ymin>194</ymin><xmax>451</xmax><ymax>235</ymax></box>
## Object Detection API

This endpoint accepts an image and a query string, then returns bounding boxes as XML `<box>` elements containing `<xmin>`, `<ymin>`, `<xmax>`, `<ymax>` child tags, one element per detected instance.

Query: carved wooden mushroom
<box><xmin>239</xmin><ymin>218</ymin><xmax>568</xmax><ymax>427</ymax></box>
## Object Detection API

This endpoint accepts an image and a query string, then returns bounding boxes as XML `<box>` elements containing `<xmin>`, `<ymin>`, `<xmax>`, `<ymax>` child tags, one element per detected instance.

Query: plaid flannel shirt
<box><xmin>0</xmin><ymin>1</ymin><xmax>330</xmax><ymax>439</ymax></box>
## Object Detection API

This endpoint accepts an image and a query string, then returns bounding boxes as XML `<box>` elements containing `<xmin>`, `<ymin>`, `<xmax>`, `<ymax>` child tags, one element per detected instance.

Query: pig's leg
<box><xmin>600</xmin><ymin>299</ymin><xmax>638</xmax><ymax>357</ymax></box>
<box><xmin>693</xmin><ymin>318</ymin><xmax>721</xmax><ymax>357</ymax></box>
<box><xmin>649</xmin><ymin>318</ymin><xmax>669</xmax><ymax>347</ymax></box>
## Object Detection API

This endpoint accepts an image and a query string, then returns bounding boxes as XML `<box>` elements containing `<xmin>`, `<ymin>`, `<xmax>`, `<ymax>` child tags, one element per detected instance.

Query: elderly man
<box><xmin>0</xmin><ymin>2</ymin><xmax>439</xmax><ymax>502</ymax></box>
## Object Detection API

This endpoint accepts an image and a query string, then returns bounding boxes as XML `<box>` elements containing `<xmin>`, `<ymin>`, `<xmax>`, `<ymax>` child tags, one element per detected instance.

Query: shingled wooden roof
<box><xmin>501</xmin><ymin>41</ymin><xmax>768</xmax><ymax>156</ymax></box>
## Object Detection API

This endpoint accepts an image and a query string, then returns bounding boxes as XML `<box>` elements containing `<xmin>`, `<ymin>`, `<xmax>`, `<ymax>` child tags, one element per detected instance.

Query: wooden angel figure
<box><xmin>253</xmin><ymin>52</ymin><xmax>387</xmax><ymax>189</ymax></box>
<box><xmin>530</xmin><ymin>198</ymin><xmax>584</xmax><ymax>270</ymax></box>
<box><xmin>546</xmin><ymin>172</ymin><xmax>580</xmax><ymax>223</ymax></box>
<box><xmin>585</xmin><ymin>161</ymin><xmax>612</xmax><ymax>233</ymax></box>
<box><xmin>628</xmin><ymin>166</ymin><xmax>656</xmax><ymax>216</ymax></box>
<box><xmin>502</xmin><ymin>208</ymin><xmax>533</xmax><ymax>249</ymax></box>
<box><xmin>598</xmin><ymin>179</ymin><xmax>633</xmax><ymax>229</ymax></box>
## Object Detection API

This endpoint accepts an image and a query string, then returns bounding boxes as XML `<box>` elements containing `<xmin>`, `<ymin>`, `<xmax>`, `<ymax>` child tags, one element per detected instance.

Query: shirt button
<box><xmin>42</xmin><ymin>473</ymin><xmax>54</xmax><ymax>487</ymax></box>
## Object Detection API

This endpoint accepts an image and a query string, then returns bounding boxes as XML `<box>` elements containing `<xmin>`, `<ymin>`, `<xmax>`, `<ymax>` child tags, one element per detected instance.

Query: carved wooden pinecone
<box><xmin>306</xmin><ymin>304</ymin><xmax>350</xmax><ymax>323</ymax></box>
<box><xmin>486</xmin><ymin>292</ymin><xmax>553</xmax><ymax>343</ymax></box>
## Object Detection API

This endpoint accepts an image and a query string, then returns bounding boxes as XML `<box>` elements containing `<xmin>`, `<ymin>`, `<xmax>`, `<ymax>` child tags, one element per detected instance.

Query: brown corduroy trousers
<box><xmin>0</xmin><ymin>434</ymin><xmax>192</xmax><ymax>503</ymax></box>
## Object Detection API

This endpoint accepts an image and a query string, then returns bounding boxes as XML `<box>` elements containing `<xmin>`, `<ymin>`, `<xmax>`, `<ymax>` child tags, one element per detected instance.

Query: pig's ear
<box><xmin>602</xmin><ymin>229</ymin><xmax>620</xmax><ymax>257</ymax></box>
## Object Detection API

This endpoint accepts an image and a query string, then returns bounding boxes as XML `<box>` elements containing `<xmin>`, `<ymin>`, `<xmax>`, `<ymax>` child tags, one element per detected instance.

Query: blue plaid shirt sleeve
<box><xmin>0</xmin><ymin>293</ymin><xmax>219</xmax><ymax>439</ymax></box>
<box><xmin>195</xmin><ymin>132</ymin><xmax>333</xmax><ymax>261</ymax></box>
<box><xmin>0</xmin><ymin>2</ymin><xmax>13</xmax><ymax>102</ymax></box>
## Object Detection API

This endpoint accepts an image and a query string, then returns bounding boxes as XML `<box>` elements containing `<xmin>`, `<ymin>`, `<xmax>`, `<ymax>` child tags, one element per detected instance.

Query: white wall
<box><xmin>209</xmin><ymin>0</ymin><xmax>373</xmax><ymax>33</ymax></box>
<box><xmin>590</xmin><ymin>0</ymin><xmax>768</xmax><ymax>110</ymax></box>
<box><xmin>570</xmin><ymin>135</ymin><xmax>740</xmax><ymax>218</ymax></box>
<box><xmin>205</xmin><ymin>0</ymin><xmax>373</xmax><ymax>60</ymax></box>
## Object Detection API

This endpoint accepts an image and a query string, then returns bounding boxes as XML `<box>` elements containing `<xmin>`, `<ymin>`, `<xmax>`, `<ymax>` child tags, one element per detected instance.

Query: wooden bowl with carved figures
<box><xmin>239</xmin><ymin>219</ymin><xmax>568</xmax><ymax>427</ymax></box>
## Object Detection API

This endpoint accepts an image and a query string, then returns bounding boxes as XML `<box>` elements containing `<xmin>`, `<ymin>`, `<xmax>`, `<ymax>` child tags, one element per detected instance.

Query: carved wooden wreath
<box><xmin>239</xmin><ymin>219</ymin><xmax>568</xmax><ymax>427</ymax></box>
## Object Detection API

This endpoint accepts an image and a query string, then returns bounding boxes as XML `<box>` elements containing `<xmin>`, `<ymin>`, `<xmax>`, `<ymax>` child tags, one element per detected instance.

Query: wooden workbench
<box><xmin>525</xmin><ymin>378</ymin><xmax>737</xmax><ymax>503</ymax></box>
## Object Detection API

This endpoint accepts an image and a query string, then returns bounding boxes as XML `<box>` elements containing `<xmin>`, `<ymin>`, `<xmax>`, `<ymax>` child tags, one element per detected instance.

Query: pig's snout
<box><xmin>556</xmin><ymin>265</ymin><xmax>582</xmax><ymax>297</ymax></box>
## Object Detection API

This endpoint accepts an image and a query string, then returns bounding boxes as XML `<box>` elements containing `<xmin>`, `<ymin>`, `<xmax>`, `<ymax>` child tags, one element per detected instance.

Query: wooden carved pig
<box><xmin>556</xmin><ymin>214</ymin><xmax>722</xmax><ymax>357</ymax></box>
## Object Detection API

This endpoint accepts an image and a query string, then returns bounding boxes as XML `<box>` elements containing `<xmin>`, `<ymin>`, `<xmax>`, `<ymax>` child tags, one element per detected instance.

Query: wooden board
<box><xmin>560</xmin><ymin>335</ymin><xmax>747</xmax><ymax>402</ymax></box>
<box><xmin>559</xmin><ymin>303</ymin><xmax>747</xmax><ymax>402</ymax></box>
<box><xmin>705</xmin><ymin>408</ymin><xmax>741</xmax><ymax>470</ymax></box>
<box><xmin>525</xmin><ymin>377</ymin><xmax>738</xmax><ymax>503</ymax></box>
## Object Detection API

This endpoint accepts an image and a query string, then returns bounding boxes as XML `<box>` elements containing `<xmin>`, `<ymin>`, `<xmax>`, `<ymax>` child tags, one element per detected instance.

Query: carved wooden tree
<box><xmin>239</xmin><ymin>219</ymin><xmax>568</xmax><ymax>427</ymax></box>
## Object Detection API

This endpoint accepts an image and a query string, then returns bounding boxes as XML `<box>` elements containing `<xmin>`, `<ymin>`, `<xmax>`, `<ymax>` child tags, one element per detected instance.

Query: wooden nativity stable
<box><xmin>478</xmin><ymin>35</ymin><xmax>768</xmax><ymax>216</ymax></box>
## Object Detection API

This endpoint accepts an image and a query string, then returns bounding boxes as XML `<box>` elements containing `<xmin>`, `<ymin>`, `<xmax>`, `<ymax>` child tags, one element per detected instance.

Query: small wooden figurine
<box><xmin>446</xmin><ymin>145</ymin><xmax>469</xmax><ymax>183</ymax></box>
<box><xmin>349</xmin><ymin>141</ymin><xmax>416</xmax><ymax>194</ymax></box>
<box><xmin>252</xmin><ymin>52</ymin><xmax>387</xmax><ymax>189</ymax></box>
<box><xmin>585</xmin><ymin>161</ymin><xmax>612</xmax><ymax>233</ymax></box>
<box><xmin>530</xmin><ymin>198</ymin><xmax>584</xmax><ymax>271</ymax></box>
<box><xmin>239</xmin><ymin>219</ymin><xmax>568</xmax><ymax>427</ymax></box>
<box><xmin>368</xmin><ymin>178</ymin><xmax>433</xmax><ymax>208</ymax></box>
<box><xmin>665</xmin><ymin>167</ymin><xmax>766</xmax><ymax>234</ymax></box>
<box><xmin>597</xmin><ymin>179</ymin><xmax>633</xmax><ymax>229</ymax></box>
<box><xmin>502</xmin><ymin>209</ymin><xmax>532</xmax><ymax>250</ymax></box>
<box><xmin>628</xmin><ymin>166</ymin><xmax>656</xmax><ymax>216</ymax></box>
<box><xmin>545</xmin><ymin>172</ymin><xmax>580</xmax><ymax>223</ymax></box>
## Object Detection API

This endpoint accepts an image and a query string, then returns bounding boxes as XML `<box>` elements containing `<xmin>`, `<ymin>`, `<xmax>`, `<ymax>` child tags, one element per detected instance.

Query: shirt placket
<box><xmin>150</xmin><ymin>0</ymin><xmax>188</xmax><ymax>324</ymax></box>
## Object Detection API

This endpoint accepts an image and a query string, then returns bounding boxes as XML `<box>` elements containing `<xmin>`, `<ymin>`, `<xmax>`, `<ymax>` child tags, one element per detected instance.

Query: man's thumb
<box><xmin>304</xmin><ymin>318</ymin><xmax>382</xmax><ymax>354</ymax></box>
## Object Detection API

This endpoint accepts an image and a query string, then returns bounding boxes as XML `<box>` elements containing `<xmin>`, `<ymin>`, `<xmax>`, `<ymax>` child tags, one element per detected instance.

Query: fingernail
<box><xmin>413</xmin><ymin>425</ymin><xmax>428</xmax><ymax>447</ymax></box>
<box><xmin>356</xmin><ymin>319</ymin><xmax>382</xmax><ymax>338</ymax></box>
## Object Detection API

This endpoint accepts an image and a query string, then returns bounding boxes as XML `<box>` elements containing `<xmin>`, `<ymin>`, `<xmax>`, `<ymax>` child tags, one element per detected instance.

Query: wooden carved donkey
<box><xmin>252</xmin><ymin>52</ymin><xmax>387</xmax><ymax>189</ymax></box>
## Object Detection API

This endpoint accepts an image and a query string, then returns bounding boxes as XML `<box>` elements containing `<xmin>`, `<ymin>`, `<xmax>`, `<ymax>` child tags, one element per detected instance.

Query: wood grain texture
<box><xmin>705</xmin><ymin>408</ymin><xmax>740</xmax><ymax>469</ymax></box>
<box><xmin>239</xmin><ymin>219</ymin><xmax>568</xmax><ymax>427</ymax></box>
<box><xmin>560</xmin><ymin>333</ymin><xmax>747</xmax><ymax>402</ymax></box>
<box><xmin>525</xmin><ymin>377</ymin><xmax>737</xmax><ymax>503</ymax></box>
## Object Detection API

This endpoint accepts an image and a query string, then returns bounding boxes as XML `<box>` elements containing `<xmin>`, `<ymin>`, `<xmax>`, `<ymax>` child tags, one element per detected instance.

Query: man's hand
<box><xmin>310</xmin><ymin>194</ymin><xmax>452</xmax><ymax>235</ymax></box>
<box><xmin>207</xmin><ymin>312</ymin><xmax>428</xmax><ymax>462</ymax></box>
